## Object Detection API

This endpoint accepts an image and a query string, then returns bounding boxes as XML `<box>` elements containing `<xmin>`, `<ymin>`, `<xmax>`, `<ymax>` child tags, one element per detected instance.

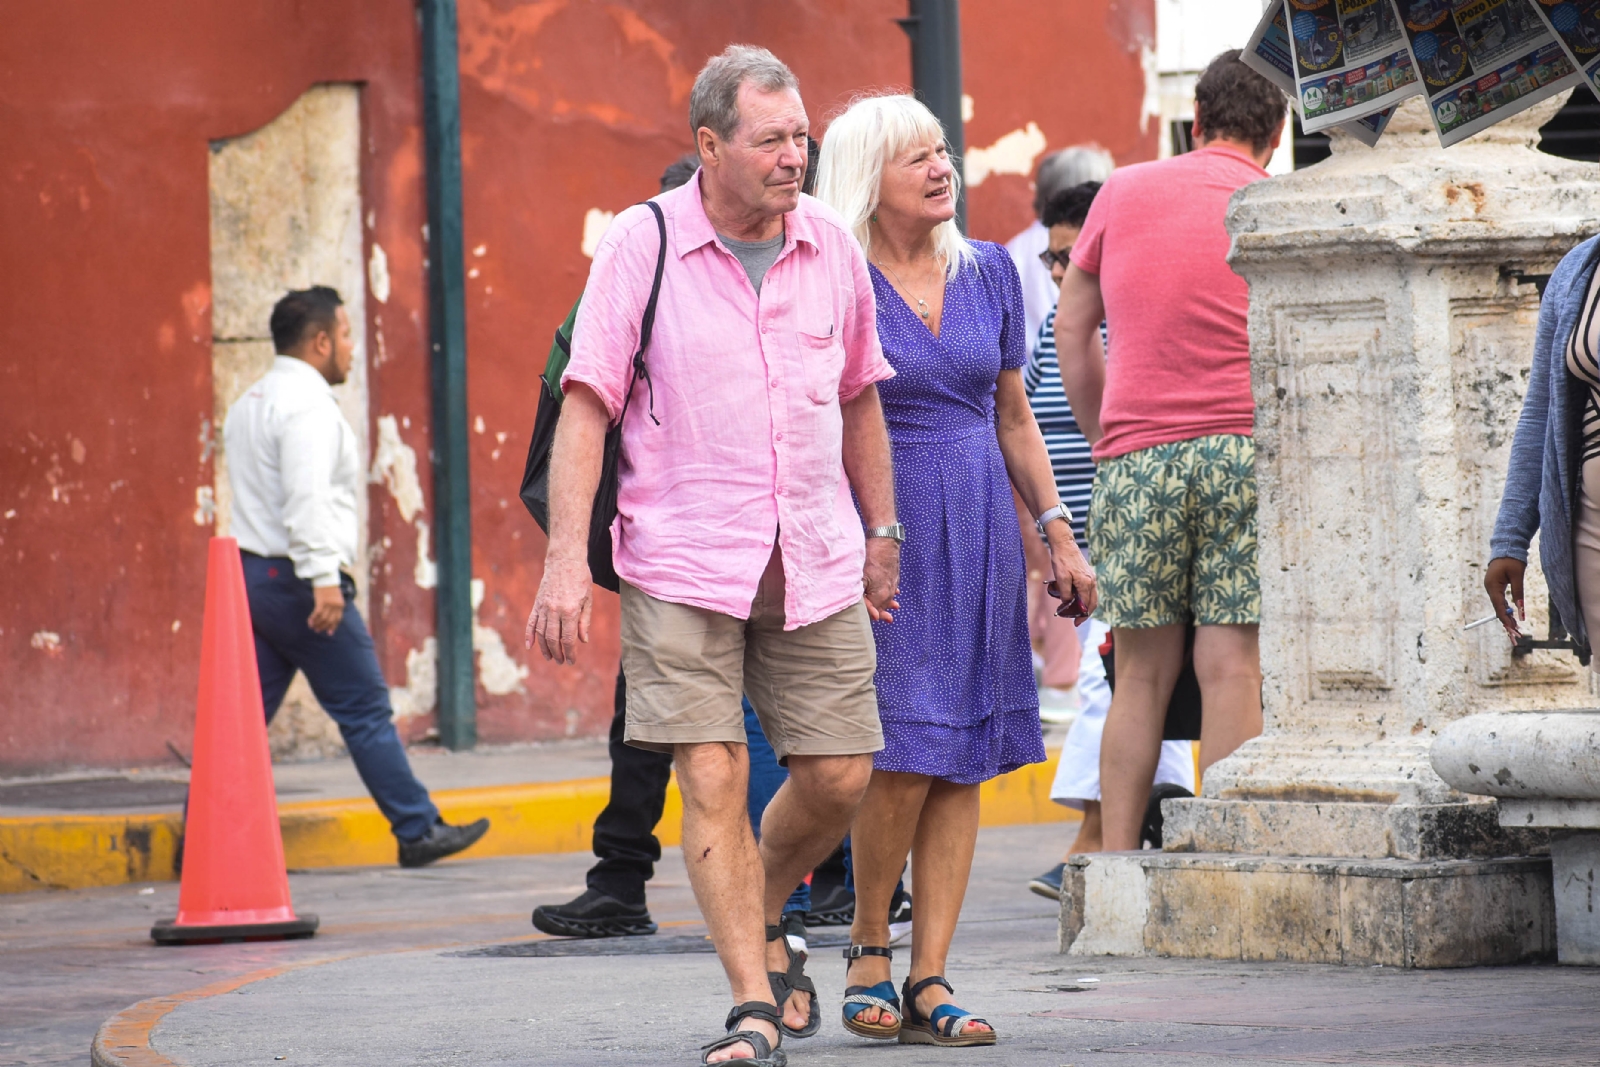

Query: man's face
<box><xmin>1047</xmin><ymin>223</ymin><xmax>1081</xmax><ymax>286</ymax></box>
<box><xmin>324</xmin><ymin>307</ymin><xmax>355</xmax><ymax>386</ymax></box>
<box><xmin>702</xmin><ymin>83</ymin><xmax>809</xmax><ymax>219</ymax></box>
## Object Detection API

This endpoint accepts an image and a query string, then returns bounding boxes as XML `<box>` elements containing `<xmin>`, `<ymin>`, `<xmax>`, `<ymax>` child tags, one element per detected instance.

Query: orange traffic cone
<box><xmin>152</xmin><ymin>537</ymin><xmax>317</xmax><ymax>944</ymax></box>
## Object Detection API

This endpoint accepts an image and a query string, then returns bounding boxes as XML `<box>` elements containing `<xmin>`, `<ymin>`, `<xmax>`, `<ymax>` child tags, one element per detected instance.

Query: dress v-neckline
<box><xmin>872</xmin><ymin>262</ymin><xmax>947</xmax><ymax>342</ymax></box>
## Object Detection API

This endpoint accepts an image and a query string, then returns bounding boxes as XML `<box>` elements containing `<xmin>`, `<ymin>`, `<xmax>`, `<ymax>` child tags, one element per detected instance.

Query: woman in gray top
<box><xmin>1486</xmin><ymin>236</ymin><xmax>1600</xmax><ymax>658</ymax></box>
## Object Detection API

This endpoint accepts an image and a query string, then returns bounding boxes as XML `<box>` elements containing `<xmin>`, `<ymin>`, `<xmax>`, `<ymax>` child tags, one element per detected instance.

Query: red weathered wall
<box><xmin>0</xmin><ymin>0</ymin><xmax>1152</xmax><ymax>772</ymax></box>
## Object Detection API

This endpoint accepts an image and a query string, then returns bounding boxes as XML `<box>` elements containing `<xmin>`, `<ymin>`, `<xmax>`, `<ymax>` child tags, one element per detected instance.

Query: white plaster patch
<box><xmin>961</xmin><ymin>93</ymin><xmax>974</xmax><ymax>123</ymax></box>
<box><xmin>368</xmin><ymin>242</ymin><xmax>391</xmax><ymax>304</ymax></box>
<box><xmin>474</xmin><ymin>416</ymin><xmax>485</xmax><ymax>434</ymax></box>
<box><xmin>193</xmin><ymin>486</ymin><xmax>216</xmax><ymax>527</ymax></box>
<box><xmin>389</xmin><ymin>636</ymin><xmax>439</xmax><ymax>720</ymax></box>
<box><xmin>964</xmin><ymin>122</ymin><xmax>1047</xmax><ymax>187</ymax></box>
<box><xmin>471</xmin><ymin>577</ymin><xmax>528</xmax><ymax>695</ymax></box>
<box><xmin>413</xmin><ymin>519</ymin><xmax>437</xmax><ymax>590</ymax></box>
<box><xmin>472</xmin><ymin>244</ymin><xmax>487</xmax><ymax>257</ymax></box>
<box><xmin>581</xmin><ymin>208</ymin><xmax>616</xmax><ymax>259</ymax></box>
<box><xmin>1141</xmin><ymin>42</ymin><xmax>1161</xmax><ymax>135</ymax></box>
<box><xmin>30</xmin><ymin>631</ymin><xmax>62</xmax><ymax>655</ymax></box>
<box><xmin>370</xmin><ymin>415</ymin><xmax>424</xmax><ymax>522</ymax></box>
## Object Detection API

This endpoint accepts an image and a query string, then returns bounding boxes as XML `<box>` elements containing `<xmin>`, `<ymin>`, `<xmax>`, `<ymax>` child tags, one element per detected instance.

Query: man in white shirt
<box><xmin>1004</xmin><ymin>146</ymin><xmax>1115</xmax><ymax>355</ymax></box>
<box><xmin>224</xmin><ymin>286</ymin><xmax>489</xmax><ymax>868</ymax></box>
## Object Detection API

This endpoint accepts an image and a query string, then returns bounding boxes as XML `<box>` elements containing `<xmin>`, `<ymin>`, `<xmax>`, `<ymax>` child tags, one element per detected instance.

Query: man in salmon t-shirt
<box><xmin>1053</xmin><ymin>49</ymin><xmax>1286</xmax><ymax>853</ymax></box>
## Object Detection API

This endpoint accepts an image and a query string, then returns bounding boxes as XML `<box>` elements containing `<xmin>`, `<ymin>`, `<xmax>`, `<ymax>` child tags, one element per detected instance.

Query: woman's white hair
<box><xmin>813</xmin><ymin>93</ymin><xmax>974</xmax><ymax>279</ymax></box>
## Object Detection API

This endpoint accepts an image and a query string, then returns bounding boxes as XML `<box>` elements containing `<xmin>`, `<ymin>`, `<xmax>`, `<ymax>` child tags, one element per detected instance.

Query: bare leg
<box><xmin>756</xmin><ymin>752</ymin><xmax>872</xmax><ymax>1031</ymax></box>
<box><xmin>674</xmin><ymin>741</ymin><xmax>776</xmax><ymax>1062</ymax></box>
<box><xmin>846</xmin><ymin>769</ymin><xmax>930</xmax><ymax>1026</ymax></box>
<box><xmin>905</xmin><ymin>779</ymin><xmax>991</xmax><ymax>1033</ymax></box>
<box><xmin>1100</xmin><ymin>624</ymin><xmax>1185</xmax><ymax>850</ymax></box>
<box><xmin>1193</xmin><ymin>624</ymin><xmax>1263</xmax><ymax>775</ymax></box>
<box><xmin>1063</xmin><ymin>800</ymin><xmax>1102</xmax><ymax>858</ymax></box>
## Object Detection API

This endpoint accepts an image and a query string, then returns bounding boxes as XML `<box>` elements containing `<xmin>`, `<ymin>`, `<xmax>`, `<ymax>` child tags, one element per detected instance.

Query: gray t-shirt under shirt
<box><xmin>719</xmin><ymin>228</ymin><xmax>785</xmax><ymax>295</ymax></box>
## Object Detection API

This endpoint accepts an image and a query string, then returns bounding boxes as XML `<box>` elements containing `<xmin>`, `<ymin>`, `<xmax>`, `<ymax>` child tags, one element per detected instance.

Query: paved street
<box><xmin>6</xmin><ymin>823</ymin><xmax>1600</xmax><ymax>1066</ymax></box>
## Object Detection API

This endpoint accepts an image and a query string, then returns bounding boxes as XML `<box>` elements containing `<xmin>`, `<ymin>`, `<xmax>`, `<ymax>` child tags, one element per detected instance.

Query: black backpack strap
<box><xmin>619</xmin><ymin>200</ymin><xmax>667</xmax><ymax>428</ymax></box>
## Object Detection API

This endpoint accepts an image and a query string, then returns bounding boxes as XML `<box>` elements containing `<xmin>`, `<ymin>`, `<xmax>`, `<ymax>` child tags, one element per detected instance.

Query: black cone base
<box><xmin>151</xmin><ymin>914</ymin><xmax>318</xmax><ymax>945</ymax></box>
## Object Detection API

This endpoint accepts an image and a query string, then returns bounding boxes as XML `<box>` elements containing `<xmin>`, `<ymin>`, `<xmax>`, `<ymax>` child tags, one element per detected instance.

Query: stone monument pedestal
<box><xmin>1060</xmin><ymin>94</ymin><xmax>1600</xmax><ymax>967</ymax></box>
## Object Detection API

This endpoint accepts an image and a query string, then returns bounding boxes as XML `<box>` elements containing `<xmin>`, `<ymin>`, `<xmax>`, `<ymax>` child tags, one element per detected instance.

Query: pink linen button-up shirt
<box><xmin>562</xmin><ymin>174</ymin><xmax>894</xmax><ymax>629</ymax></box>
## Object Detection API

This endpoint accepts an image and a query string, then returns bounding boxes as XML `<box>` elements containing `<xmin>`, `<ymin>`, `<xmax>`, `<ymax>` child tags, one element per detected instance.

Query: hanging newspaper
<box><xmin>1527</xmin><ymin>0</ymin><xmax>1600</xmax><ymax>97</ymax></box>
<box><xmin>1395</xmin><ymin>0</ymin><xmax>1582</xmax><ymax>147</ymax></box>
<box><xmin>1286</xmin><ymin>0</ymin><xmax>1422</xmax><ymax>133</ymax></box>
<box><xmin>1244</xmin><ymin>0</ymin><xmax>1400</xmax><ymax>144</ymax></box>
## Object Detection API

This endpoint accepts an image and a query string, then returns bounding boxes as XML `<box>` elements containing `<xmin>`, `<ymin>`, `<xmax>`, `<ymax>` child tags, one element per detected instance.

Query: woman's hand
<box><xmin>1047</xmin><ymin>530</ymin><xmax>1097</xmax><ymax>618</ymax></box>
<box><xmin>863</xmin><ymin>538</ymin><xmax>901</xmax><ymax>623</ymax></box>
<box><xmin>1484</xmin><ymin>556</ymin><xmax>1526</xmax><ymax>643</ymax></box>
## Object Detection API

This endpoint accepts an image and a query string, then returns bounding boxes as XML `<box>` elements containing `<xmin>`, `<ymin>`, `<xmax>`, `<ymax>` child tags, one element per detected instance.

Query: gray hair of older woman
<box><xmin>1032</xmin><ymin>146</ymin><xmax>1114</xmax><ymax>219</ymax></box>
<box><xmin>688</xmin><ymin>44</ymin><xmax>800</xmax><ymax>141</ymax></box>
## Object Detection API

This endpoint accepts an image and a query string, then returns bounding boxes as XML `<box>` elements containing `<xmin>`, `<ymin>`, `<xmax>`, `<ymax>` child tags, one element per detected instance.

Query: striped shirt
<box><xmin>1024</xmin><ymin>307</ymin><xmax>1095</xmax><ymax>549</ymax></box>
<box><xmin>1567</xmin><ymin>264</ymin><xmax>1600</xmax><ymax>466</ymax></box>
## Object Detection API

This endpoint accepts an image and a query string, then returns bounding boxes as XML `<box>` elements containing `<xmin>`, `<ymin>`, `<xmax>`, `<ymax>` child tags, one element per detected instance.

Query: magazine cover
<box><xmin>1288</xmin><ymin>0</ymin><xmax>1422</xmax><ymax>132</ymax></box>
<box><xmin>1395</xmin><ymin>0</ymin><xmax>1582</xmax><ymax>146</ymax></box>
<box><xmin>1527</xmin><ymin>0</ymin><xmax>1600</xmax><ymax>96</ymax></box>
<box><xmin>1243</xmin><ymin>1</ymin><xmax>1401</xmax><ymax>145</ymax></box>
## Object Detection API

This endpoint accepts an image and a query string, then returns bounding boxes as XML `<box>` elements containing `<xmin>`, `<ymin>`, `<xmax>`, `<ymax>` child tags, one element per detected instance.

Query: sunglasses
<box><xmin>1037</xmin><ymin>249</ymin><xmax>1073</xmax><ymax>271</ymax></box>
<box><xmin>1046</xmin><ymin>579</ymin><xmax>1090</xmax><ymax>620</ymax></box>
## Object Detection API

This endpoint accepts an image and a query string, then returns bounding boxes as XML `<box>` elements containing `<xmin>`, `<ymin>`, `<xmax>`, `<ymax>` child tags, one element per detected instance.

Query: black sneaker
<box><xmin>1141</xmin><ymin>783</ymin><xmax>1194</xmax><ymax>850</ymax></box>
<box><xmin>805</xmin><ymin>879</ymin><xmax>855</xmax><ymax>926</ymax></box>
<box><xmin>532</xmin><ymin>888</ymin><xmax>658</xmax><ymax>938</ymax></box>
<box><xmin>887</xmin><ymin>885</ymin><xmax>913</xmax><ymax>945</ymax></box>
<box><xmin>1029</xmin><ymin>862</ymin><xmax>1066</xmax><ymax>901</ymax></box>
<box><xmin>397</xmin><ymin>817</ymin><xmax>490</xmax><ymax>868</ymax></box>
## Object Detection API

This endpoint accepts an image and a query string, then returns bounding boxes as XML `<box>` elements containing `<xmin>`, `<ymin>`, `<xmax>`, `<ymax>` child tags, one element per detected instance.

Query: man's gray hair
<box><xmin>1033</xmin><ymin>146</ymin><xmax>1115</xmax><ymax>218</ymax></box>
<box><xmin>689</xmin><ymin>45</ymin><xmax>799</xmax><ymax>141</ymax></box>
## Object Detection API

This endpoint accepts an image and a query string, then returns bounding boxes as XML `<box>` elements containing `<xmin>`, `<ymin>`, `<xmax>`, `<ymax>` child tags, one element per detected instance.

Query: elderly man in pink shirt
<box><xmin>527</xmin><ymin>45</ymin><xmax>900</xmax><ymax>1067</ymax></box>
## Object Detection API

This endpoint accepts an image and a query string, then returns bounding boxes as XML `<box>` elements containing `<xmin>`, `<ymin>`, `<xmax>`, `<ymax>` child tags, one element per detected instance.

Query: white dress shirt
<box><xmin>1004</xmin><ymin>220</ymin><xmax>1059</xmax><ymax>357</ymax></box>
<box><xmin>224</xmin><ymin>356</ymin><xmax>360</xmax><ymax>588</ymax></box>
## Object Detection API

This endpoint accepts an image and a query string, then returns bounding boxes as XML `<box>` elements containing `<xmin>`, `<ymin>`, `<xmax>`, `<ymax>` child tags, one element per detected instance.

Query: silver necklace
<box><xmin>874</xmin><ymin>256</ymin><xmax>935</xmax><ymax>321</ymax></box>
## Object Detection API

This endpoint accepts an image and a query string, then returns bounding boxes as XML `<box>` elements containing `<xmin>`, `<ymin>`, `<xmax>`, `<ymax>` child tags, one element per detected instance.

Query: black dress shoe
<box><xmin>397</xmin><ymin>817</ymin><xmax>490</xmax><ymax>868</ymax></box>
<box><xmin>1141</xmin><ymin>783</ymin><xmax>1194</xmax><ymax>850</ymax></box>
<box><xmin>532</xmin><ymin>888</ymin><xmax>658</xmax><ymax>937</ymax></box>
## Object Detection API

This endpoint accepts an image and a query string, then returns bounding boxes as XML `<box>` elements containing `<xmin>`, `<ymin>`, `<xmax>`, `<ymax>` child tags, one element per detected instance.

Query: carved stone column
<box><xmin>1060</xmin><ymin>94</ymin><xmax>1600</xmax><ymax>967</ymax></box>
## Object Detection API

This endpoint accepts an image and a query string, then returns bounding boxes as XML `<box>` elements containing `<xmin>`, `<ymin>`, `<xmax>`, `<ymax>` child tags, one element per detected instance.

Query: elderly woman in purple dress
<box><xmin>814</xmin><ymin>94</ymin><xmax>1097</xmax><ymax>1048</ymax></box>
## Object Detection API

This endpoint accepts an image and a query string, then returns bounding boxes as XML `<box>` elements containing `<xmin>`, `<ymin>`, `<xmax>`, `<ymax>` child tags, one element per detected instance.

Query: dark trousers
<box><xmin>242</xmin><ymin>553</ymin><xmax>439</xmax><ymax>844</ymax></box>
<box><xmin>586</xmin><ymin>669</ymin><xmax>675</xmax><ymax>904</ymax></box>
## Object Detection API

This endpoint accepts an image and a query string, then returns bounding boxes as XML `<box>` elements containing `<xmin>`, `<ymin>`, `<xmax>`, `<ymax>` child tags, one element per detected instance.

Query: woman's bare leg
<box><xmin>846</xmin><ymin>769</ymin><xmax>930</xmax><ymax>1026</ymax></box>
<box><xmin>906</xmin><ymin>779</ymin><xmax>990</xmax><ymax>1033</ymax></box>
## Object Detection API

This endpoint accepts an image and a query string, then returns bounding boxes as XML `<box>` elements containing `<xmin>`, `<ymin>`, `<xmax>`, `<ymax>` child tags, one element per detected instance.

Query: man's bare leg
<box><xmin>1062</xmin><ymin>799</ymin><xmax>1103</xmax><ymax>859</ymax></box>
<box><xmin>1193</xmin><ymin>623</ymin><xmax>1263</xmax><ymax>774</ymax></box>
<box><xmin>674</xmin><ymin>741</ymin><xmax>776</xmax><ymax>1063</ymax></box>
<box><xmin>1100</xmin><ymin>624</ymin><xmax>1186</xmax><ymax>851</ymax></box>
<box><xmin>846</xmin><ymin>769</ymin><xmax>930</xmax><ymax>1027</ymax></box>
<box><xmin>756</xmin><ymin>752</ymin><xmax>873</xmax><ymax>1031</ymax></box>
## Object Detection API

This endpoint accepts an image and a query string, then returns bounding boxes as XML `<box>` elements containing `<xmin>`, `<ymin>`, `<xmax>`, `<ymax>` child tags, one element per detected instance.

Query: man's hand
<box><xmin>527</xmin><ymin>557</ymin><xmax>594</xmax><ymax>664</ymax></box>
<box><xmin>863</xmin><ymin>538</ymin><xmax>901</xmax><ymax>623</ymax></box>
<box><xmin>1047</xmin><ymin>532</ymin><xmax>1098</xmax><ymax>618</ymax></box>
<box><xmin>308</xmin><ymin>584</ymin><xmax>345</xmax><ymax>635</ymax></box>
<box><xmin>1484</xmin><ymin>556</ymin><xmax>1526</xmax><ymax>644</ymax></box>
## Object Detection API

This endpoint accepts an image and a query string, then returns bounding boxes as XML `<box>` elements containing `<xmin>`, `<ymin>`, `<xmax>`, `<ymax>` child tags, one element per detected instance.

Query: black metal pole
<box><xmin>419</xmin><ymin>0</ymin><xmax>476</xmax><ymax>750</ymax></box>
<box><xmin>898</xmin><ymin>0</ymin><xmax>966</xmax><ymax>232</ymax></box>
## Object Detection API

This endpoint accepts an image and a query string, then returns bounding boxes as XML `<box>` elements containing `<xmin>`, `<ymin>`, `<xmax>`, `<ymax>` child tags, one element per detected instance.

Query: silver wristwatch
<box><xmin>1035</xmin><ymin>504</ymin><xmax>1073</xmax><ymax>534</ymax></box>
<box><xmin>866</xmin><ymin>523</ymin><xmax>907</xmax><ymax>543</ymax></box>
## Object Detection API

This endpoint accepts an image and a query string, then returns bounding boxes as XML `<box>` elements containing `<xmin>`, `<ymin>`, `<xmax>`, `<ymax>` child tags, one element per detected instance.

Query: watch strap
<box><xmin>866</xmin><ymin>523</ymin><xmax>906</xmax><ymax>543</ymax></box>
<box><xmin>1035</xmin><ymin>504</ymin><xmax>1073</xmax><ymax>534</ymax></box>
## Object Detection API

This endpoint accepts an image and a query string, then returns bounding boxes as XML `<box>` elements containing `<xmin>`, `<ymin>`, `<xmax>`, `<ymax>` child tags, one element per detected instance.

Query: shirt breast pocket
<box><xmin>796</xmin><ymin>328</ymin><xmax>844</xmax><ymax>405</ymax></box>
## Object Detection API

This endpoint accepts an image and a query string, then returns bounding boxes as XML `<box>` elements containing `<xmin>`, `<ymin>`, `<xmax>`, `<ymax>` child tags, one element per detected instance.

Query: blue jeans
<box><xmin>242</xmin><ymin>553</ymin><xmax>439</xmax><ymax>843</ymax></box>
<box><xmin>744</xmin><ymin>699</ymin><xmax>811</xmax><ymax>915</ymax></box>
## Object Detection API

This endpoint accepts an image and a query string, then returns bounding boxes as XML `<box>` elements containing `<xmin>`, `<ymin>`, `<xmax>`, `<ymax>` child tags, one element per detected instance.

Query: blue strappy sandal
<box><xmin>841</xmin><ymin>944</ymin><xmax>901</xmax><ymax>1040</ymax></box>
<box><xmin>898</xmin><ymin>975</ymin><xmax>996</xmax><ymax>1047</ymax></box>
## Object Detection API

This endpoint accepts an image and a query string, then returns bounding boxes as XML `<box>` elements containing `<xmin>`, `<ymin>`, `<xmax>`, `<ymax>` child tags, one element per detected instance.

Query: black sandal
<box><xmin>898</xmin><ymin>975</ymin><xmax>996</xmax><ymax>1047</ymax></box>
<box><xmin>841</xmin><ymin>944</ymin><xmax>901</xmax><ymax>1040</ymax></box>
<box><xmin>700</xmin><ymin>1001</ymin><xmax>786</xmax><ymax>1066</ymax></box>
<box><xmin>765</xmin><ymin>913</ymin><xmax>821</xmax><ymax>1038</ymax></box>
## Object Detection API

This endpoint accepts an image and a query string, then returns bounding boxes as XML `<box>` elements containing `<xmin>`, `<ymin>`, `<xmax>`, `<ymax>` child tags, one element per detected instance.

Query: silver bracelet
<box><xmin>1035</xmin><ymin>504</ymin><xmax>1073</xmax><ymax>535</ymax></box>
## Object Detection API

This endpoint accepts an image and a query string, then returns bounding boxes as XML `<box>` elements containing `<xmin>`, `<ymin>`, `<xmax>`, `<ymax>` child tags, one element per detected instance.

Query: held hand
<box><xmin>1047</xmin><ymin>535</ymin><xmax>1098</xmax><ymax>618</ymax></box>
<box><xmin>1484</xmin><ymin>556</ymin><xmax>1526</xmax><ymax>644</ymax></box>
<box><xmin>863</xmin><ymin>538</ymin><xmax>901</xmax><ymax>623</ymax></box>
<box><xmin>307</xmin><ymin>584</ymin><xmax>345</xmax><ymax>636</ymax></box>
<box><xmin>527</xmin><ymin>557</ymin><xmax>593</xmax><ymax>664</ymax></box>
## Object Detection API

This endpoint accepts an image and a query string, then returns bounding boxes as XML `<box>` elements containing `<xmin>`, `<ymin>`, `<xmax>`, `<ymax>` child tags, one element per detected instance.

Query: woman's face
<box><xmin>876</xmin><ymin>137</ymin><xmax>956</xmax><ymax>231</ymax></box>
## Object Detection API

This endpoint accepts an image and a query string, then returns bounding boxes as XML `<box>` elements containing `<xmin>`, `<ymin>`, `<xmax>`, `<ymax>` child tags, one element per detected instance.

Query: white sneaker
<box><xmin>1038</xmin><ymin>685</ymin><xmax>1078</xmax><ymax>724</ymax></box>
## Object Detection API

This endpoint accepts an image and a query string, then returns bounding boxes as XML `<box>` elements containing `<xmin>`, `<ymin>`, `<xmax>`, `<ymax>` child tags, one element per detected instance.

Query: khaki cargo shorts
<box><xmin>619</xmin><ymin>547</ymin><xmax>884</xmax><ymax>763</ymax></box>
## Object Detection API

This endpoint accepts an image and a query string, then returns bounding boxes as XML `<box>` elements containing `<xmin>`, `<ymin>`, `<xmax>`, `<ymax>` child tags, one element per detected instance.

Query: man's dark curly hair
<box><xmin>1041</xmin><ymin>181</ymin><xmax>1101</xmax><ymax>230</ymax></box>
<box><xmin>1194</xmin><ymin>49</ymin><xmax>1287</xmax><ymax>153</ymax></box>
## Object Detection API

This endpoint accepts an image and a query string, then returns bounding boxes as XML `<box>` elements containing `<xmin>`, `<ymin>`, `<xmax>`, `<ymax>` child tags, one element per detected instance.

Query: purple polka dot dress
<box><xmin>869</xmin><ymin>240</ymin><xmax>1045</xmax><ymax>785</ymax></box>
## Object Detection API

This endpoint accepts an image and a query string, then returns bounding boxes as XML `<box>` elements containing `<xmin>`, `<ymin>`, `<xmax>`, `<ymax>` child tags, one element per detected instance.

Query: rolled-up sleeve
<box><xmin>564</xmin><ymin>207</ymin><xmax>657</xmax><ymax>424</ymax></box>
<box><xmin>279</xmin><ymin>406</ymin><xmax>344</xmax><ymax>587</ymax></box>
<box><xmin>837</xmin><ymin>235</ymin><xmax>893</xmax><ymax>403</ymax></box>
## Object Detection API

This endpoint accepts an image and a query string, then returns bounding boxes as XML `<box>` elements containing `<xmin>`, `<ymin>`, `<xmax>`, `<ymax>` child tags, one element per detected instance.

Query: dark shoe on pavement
<box><xmin>397</xmin><ymin>817</ymin><xmax>490</xmax><ymax>869</ymax></box>
<box><xmin>887</xmin><ymin>885</ymin><xmax>913</xmax><ymax>945</ymax></box>
<box><xmin>1028</xmin><ymin>862</ymin><xmax>1066</xmax><ymax>901</ymax></box>
<box><xmin>805</xmin><ymin>880</ymin><xmax>855</xmax><ymax>926</ymax></box>
<box><xmin>1141</xmin><ymin>783</ymin><xmax>1194</xmax><ymax>850</ymax></box>
<box><xmin>532</xmin><ymin>888</ymin><xmax>658</xmax><ymax>938</ymax></box>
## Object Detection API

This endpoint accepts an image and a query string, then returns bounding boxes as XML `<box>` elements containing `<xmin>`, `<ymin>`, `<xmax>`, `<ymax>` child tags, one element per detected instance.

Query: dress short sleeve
<box><xmin>990</xmin><ymin>243</ymin><xmax>1028</xmax><ymax>371</ymax></box>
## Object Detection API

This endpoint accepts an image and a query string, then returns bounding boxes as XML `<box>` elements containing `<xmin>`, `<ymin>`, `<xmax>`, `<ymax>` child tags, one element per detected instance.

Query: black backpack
<box><xmin>519</xmin><ymin>200</ymin><xmax>666</xmax><ymax>592</ymax></box>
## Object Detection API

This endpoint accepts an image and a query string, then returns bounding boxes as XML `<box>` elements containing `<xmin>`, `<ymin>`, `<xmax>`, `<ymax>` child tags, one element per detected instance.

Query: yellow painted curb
<box><xmin>1</xmin><ymin>749</ymin><xmax>1075</xmax><ymax>894</ymax></box>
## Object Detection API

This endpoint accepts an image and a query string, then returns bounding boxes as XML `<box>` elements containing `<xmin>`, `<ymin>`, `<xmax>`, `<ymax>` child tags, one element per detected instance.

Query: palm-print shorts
<box><xmin>1087</xmin><ymin>433</ymin><xmax>1260</xmax><ymax>629</ymax></box>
